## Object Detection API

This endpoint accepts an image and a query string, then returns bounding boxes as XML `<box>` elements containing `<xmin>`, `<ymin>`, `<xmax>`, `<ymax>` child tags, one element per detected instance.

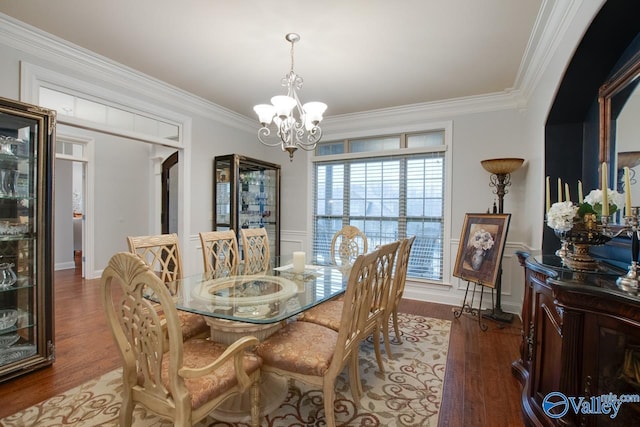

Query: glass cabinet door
<box><xmin>0</xmin><ymin>97</ymin><xmax>55</xmax><ymax>382</ymax></box>
<box><xmin>215</xmin><ymin>158</ymin><xmax>232</xmax><ymax>228</ymax></box>
<box><xmin>213</xmin><ymin>154</ymin><xmax>281</xmax><ymax>258</ymax></box>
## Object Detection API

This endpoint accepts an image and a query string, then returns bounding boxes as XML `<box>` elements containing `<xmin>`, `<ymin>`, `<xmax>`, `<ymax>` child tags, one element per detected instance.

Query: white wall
<box><xmin>54</xmin><ymin>159</ymin><xmax>74</xmax><ymax>270</ymax></box>
<box><xmin>56</xmin><ymin>125</ymin><xmax>154</xmax><ymax>270</ymax></box>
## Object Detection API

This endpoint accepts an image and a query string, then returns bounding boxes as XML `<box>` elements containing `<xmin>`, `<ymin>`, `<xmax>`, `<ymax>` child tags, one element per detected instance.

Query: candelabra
<box><xmin>616</xmin><ymin>207</ymin><xmax>640</xmax><ymax>292</ymax></box>
<box><xmin>480</xmin><ymin>157</ymin><xmax>524</xmax><ymax>323</ymax></box>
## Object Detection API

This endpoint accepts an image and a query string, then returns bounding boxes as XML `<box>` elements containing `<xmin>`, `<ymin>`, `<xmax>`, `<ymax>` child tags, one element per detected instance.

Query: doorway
<box><xmin>161</xmin><ymin>151</ymin><xmax>179</xmax><ymax>234</ymax></box>
<box><xmin>54</xmin><ymin>137</ymin><xmax>88</xmax><ymax>277</ymax></box>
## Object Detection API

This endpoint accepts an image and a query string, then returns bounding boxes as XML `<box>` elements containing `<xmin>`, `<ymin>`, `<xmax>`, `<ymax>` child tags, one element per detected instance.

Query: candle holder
<box><xmin>616</xmin><ymin>207</ymin><xmax>640</xmax><ymax>292</ymax></box>
<box><xmin>556</xmin><ymin>213</ymin><xmax>612</xmax><ymax>271</ymax></box>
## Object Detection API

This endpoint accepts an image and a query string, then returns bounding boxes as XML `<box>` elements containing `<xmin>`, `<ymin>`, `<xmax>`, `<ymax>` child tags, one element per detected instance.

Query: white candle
<box><xmin>545</xmin><ymin>176</ymin><xmax>551</xmax><ymax>213</ymax></box>
<box><xmin>292</xmin><ymin>251</ymin><xmax>305</xmax><ymax>273</ymax></box>
<box><xmin>557</xmin><ymin>178</ymin><xmax>563</xmax><ymax>203</ymax></box>
<box><xmin>578</xmin><ymin>180</ymin><xmax>584</xmax><ymax>204</ymax></box>
<box><xmin>564</xmin><ymin>183</ymin><xmax>571</xmax><ymax>203</ymax></box>
<box><xmin>625</xmin><ymin>166</ymin><xmax>632</xmax><ymax>216</ymax></box>
<box><xmin>602</xmin><ymin>162</ymin><xmax>609</xmax><ymax>216</ymax></box>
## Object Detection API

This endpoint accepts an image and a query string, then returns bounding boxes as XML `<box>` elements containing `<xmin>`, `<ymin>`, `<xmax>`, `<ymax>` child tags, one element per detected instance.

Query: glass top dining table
<box><xmin>147</xmin><ymin>262</ymin><xmax>350</xmax><ymax>324</ymax></box>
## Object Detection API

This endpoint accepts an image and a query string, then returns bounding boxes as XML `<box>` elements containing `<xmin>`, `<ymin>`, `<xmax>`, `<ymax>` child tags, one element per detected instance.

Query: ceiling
<box><xmin>0</xmin><ymin>0</ymin><xmax>544</xmax><ymax>120</ymax></box>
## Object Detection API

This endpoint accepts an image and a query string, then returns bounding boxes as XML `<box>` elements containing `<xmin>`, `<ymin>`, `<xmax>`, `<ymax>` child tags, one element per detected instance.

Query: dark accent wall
<box><xmin>543</xmin><ymin>0</ymin><xmax>640</xmax><ymax>254</ymax></box>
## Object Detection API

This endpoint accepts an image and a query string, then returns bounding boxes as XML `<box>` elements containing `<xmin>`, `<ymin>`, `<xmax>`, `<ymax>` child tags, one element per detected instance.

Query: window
<box><xmin>38</xmin><ymin>87</ymin><xmax>181</xmax><ymax>143</ymax></box>
<box><xmin>312</xmin><ymin>130</ymin><xmax>447</xmax><ymax>282</ymax></box>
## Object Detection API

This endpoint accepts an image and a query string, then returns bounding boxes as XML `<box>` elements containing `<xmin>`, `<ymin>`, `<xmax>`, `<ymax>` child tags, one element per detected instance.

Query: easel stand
<box><xmin>453</xmin><ymin>280</ymin><xmax>493</xmax><ymax>331</ymax></box>
<box><xmin>481</xmin><ymin>266</ymin><xmax>514</xmax><ymax>325</ymax></box>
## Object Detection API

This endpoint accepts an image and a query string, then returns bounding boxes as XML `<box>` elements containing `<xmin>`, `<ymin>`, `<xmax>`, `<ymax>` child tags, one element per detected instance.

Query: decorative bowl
<box><xmin>0</xmin><ymin>344</ymin><xmax>36</xmax><ymax>364</ymax></box>
<box><xmin>0</xmin><ymin>334</ymin><xmax>19</xmax><ymax>348</ymax></box>
<box><xmin>481</xmin><ymin>158</ymin><xmax>525</xmax><ymax>174</ymax></box>
<box><xmin>0</xmin><ymin>309</ymin><xmax>18</xmax><ymax>331</ymax></box>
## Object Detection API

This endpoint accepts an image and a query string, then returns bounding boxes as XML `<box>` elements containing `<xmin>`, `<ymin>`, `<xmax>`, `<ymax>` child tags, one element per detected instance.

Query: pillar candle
<box><xmin>292</xmin><ymin>251</ymin><xmax>305</xmax><ymax>273</ymax></box>
<box><xmin>602</xmin><ymin>163</ymin><xmax>609</xmax><ymax>216</ymax></box>
<box><xmin>545</xmin><ymin>176</ymin><xmax>551</xmax><ymax>212</ymax></box>
<box><xmin>564</xmin><ymin>183</ymin><xmax>571</xmax><ymax>203</ymax></box>
<box><xmin>557</xmin><ymin>178</ymin><xmax>562</xmax><ymax>203</ymax></box>
<box><xmin>625</xmin><ymin>166</ymin><xmax>632</xmax><ymax>216</ymax></box>
<box><xmin>578</xmin><ymin>180</ymin><xmax>584</xmax><ymax>204</ymax></box>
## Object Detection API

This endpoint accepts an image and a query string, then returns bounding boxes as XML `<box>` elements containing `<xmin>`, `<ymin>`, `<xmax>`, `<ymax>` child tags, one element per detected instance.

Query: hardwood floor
<box><xmin>0</xmin><ymin>268</ymin><xmax>525</xmax><ymax>426</ymax></box>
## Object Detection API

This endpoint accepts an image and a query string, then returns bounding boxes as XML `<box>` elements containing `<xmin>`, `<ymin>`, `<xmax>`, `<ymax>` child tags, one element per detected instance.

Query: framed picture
<box><xmin>453</xmin><ymin>213</ymin><xmax>511</xmax><ymax>288</ymax></box>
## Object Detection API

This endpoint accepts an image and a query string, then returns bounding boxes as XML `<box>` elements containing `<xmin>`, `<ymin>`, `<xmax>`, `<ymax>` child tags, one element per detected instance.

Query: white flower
<box><xmin>471</xmin><ymin>229</ymin><xmax>494</xmax><ymax>251</ymax></box>
<box><xmin>547</xmin><ymin>201</ymin><xmax>579</xmax><ymax>231</ymax></box>
<box><xmin>583</xmin><ymin>189</ymin><xmax>623</xmax><ymax>213</ymax></box>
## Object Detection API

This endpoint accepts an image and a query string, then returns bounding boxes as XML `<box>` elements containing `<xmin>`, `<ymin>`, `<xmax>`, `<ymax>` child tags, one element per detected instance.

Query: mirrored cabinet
<box><xmin>213</xmin><ymin>154</ymin><xmax>281</xmax><ymax>258</ymax></box>
<box><xmin>0</xmin><ymin>97</ymin><xmax>55</xmax><ymax>382</ymax></box>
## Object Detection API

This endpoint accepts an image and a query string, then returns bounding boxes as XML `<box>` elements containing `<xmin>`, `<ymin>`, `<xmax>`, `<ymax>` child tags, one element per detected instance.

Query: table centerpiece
<box><xmin>546</xmin><ymin>169</ymin><xmax>624</xmax><ymax>271</ymax></box>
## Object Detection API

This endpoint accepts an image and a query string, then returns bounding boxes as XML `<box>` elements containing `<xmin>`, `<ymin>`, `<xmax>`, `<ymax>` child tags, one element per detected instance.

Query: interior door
<box><xmin>161</xmin><ymin>151</ymin><xmax>179</xmax><ymax>234</ymax></box>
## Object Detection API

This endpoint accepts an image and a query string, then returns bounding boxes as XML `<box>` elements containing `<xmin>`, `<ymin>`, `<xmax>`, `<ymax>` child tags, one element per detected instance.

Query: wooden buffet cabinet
<box><xmin>513</xmin><ymin>252</ymin><xmax>640</xmax><ymax>427</ymax></box>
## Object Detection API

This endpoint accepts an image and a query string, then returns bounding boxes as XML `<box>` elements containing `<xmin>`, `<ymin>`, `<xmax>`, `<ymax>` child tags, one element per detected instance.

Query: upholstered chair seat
<box><xmin>296</xmin><ymin>299</ymin><xmax>342</xmax><ymax>331</ymax></box>
<box><xmin>256</xmin><ymin>321</ymin><xmax>339</xmax><ymax>376</ymax></box>
<box><xmin>152</xmin><ymin>305</ymin><xmax>209</xmax><ymax>341</ymax></box>
<box><xmin>159</xmin><ymin>339</ymin><xmax>262</xmax><ymax>409</ymax></box>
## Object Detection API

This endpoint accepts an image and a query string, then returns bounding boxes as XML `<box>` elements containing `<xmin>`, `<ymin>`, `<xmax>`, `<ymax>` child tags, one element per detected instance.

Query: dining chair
<box><xmin>298</xmin><ymin>241</ymin><xmax>400</xmax><ymax>376</ymax></box>
<box><xmin>127</xmin><ymin>233</ymin><xmax>209</xmax><ymax>340</ymax></box>
<box><xmin>239</xmin><ymin>227</ymin><xmax>270</xmax><ymax>275</ymax></box>
<box><xmin>330</xmin><ymin>225</ymin><xmax>368</xmax><ymax>267</ymax></box>
<box><xmin>254</xmin><ymin>249</ymin><xmax>379</xmax><ymax>427</ymax></box>
<box><xmin>199</xmin><ymin>230</ymin><xmax>240</xmax><ymax>277</ymax></box>
<box><xmin>382</xmin><ymin>235</ymin><xmax>416</xmax><ymax>358</ymax></box>
<box><xmin>100</xmin><ymin>252</ymin><xmax>262</xmax><ymax>427</ymax></box>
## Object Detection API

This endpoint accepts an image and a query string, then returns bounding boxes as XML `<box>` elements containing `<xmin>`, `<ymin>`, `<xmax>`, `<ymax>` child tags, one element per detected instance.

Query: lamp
<box><xmin>254</xmin><ymin>33</ymin><xmax>327</xmax><ymax>161</ymax></box>
<box><xmin>480</xmin><ymin>157</ymin><xmax>525</xmax><ymax>324</ymax></box>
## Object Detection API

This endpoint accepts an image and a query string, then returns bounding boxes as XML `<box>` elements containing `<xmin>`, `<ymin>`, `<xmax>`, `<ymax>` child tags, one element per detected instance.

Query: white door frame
<box><xmin>54</xmin><ymin>134</ymin><xmax>94</xmax><ymax>278</ymax></box>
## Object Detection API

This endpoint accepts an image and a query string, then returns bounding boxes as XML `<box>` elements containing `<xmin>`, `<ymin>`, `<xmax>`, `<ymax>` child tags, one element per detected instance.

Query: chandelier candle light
<box><xmin>254</xmin><ymin>33</ymin><xmax>327</xmax><ymax>161</ymax></box>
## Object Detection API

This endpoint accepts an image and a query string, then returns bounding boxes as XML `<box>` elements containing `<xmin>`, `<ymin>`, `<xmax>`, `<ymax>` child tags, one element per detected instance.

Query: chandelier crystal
<box><xmin>254</xmin><ymin>33</ymin><xmax>327</xmax><ymax>161</ymax></box>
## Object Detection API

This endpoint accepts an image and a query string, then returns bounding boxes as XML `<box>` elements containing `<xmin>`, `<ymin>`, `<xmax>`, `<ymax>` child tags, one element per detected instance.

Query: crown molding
<box><xmin>0</xmin><ymin>13</ymin><xmax>255</xmax><ymax>133</ymax></box>
<box><xmin>514</xmin><ymin>0</ymin><xmax>589</xmax><ymax>102</ymax></box>
<box><xmin>321</xmin><ymin>90</ymin><xmax>525</xmax><ymax>139</ymax></box>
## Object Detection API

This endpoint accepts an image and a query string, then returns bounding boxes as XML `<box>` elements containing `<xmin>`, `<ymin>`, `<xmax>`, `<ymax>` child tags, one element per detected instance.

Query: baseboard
<box><xmin>55</xmin><ymin>262</ymin><xmax>76</xmax><ymax>271</ymax></box>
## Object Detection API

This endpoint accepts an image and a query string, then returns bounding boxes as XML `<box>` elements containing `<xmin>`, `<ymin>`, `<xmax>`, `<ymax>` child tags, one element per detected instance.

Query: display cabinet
<box><xmin>213</xmin><ymin>154</ymin><xmax>280</xmax><ymax>258</ymax></box>
<box><xmin>0</xmin><ymin>97</ymin><xmax>55</xmax><ymax>382</ymax></box>
<box><xmin>513</xmin><ymin>253</ymin><xmax>640</xmax><ymax>427</ymax></box>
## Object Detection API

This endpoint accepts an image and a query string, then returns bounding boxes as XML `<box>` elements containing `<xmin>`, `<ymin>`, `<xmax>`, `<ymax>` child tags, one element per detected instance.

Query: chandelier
<box><xmin>253</xmin><ymin>33</ymin><xmax>327</xmax><ymax>161</ymax></box>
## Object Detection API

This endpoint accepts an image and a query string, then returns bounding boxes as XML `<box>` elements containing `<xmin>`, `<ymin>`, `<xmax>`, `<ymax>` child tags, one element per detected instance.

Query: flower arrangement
<box><xmin>580</xmin><ymin>189</ymin><xmax>624</xmax><ymax>217</ymax></box>
<box><xmin>470</xmin><ymin>229</ymin><xmax>494</xmax><ymax>251</ymax></box>
<box><xmin>546</xmin><ymin>188</ymin><xmax>624</xmax><ymax>232</ymax></box>
<box><xmin>546</xmin><ymin>201</ymin><xmax>579</xmax><ymax>232</ymax></box>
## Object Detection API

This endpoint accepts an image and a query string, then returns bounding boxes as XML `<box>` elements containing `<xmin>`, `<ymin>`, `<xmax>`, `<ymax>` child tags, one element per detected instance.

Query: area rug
<box><xmin>0</xmin><ymin>313</ymin><xmax>450</xmax><ymax>427</ymax></box>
